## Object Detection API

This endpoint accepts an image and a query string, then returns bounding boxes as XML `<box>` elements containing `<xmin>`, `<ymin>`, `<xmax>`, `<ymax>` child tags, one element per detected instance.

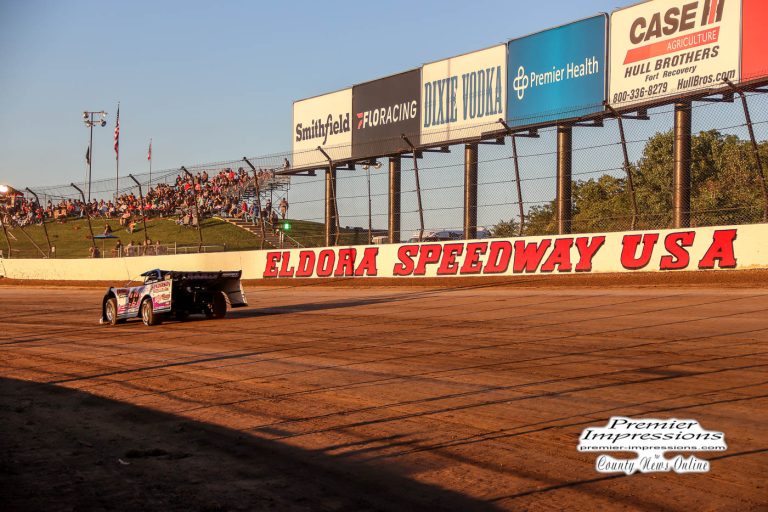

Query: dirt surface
<box><xmin>0</xmin><ymin>284</ymin><xmax>766</xmax><ymax>511</ymax></box>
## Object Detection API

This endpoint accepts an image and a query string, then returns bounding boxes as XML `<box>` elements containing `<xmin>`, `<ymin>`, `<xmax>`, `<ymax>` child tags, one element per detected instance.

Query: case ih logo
<box><xmin>625</xmin><ymin>0</ymin><xmax>726</xmax><ymax>65</ymax></box>
<box><xmin>356</xmin><ymin>101</ymin><xmax>418</xmax><ymax>130</ymax></box>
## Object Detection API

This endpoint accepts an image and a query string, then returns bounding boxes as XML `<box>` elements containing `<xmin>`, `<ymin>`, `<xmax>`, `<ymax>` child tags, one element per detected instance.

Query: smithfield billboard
<box><xmin>507</xmin><ymin>15</ymin><xmax>607</xmax><ymax>127</ymax></box>
<box><xmin>292</xmin><ymin>88</ymin><xmax>352</xmax><ymax>170</ymax></box>
<box><xmin>609</xmin><ymin>0</ymin><xmax>741</xmax><ymax>109</ymax></box>
<box><xmin>352</xmin><ymin>69</ymin><xmax>420</xmax><ymax>160</ymax></box>
<box><xmin>421</xmin><ymin>45</ymin><xmax>507</xmax><ymax>145</ymax></box>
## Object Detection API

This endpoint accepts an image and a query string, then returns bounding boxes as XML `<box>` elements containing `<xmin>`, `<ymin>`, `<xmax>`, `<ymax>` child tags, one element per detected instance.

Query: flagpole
<box><xmin>148</xmin><ymin>138</ymin><xmax>153</xmax><ymax>187</ymax></box>
<box><xmin>115</xmin><ymin>102</ymin><xmax>120</xmax><ymax>201</ymax></box>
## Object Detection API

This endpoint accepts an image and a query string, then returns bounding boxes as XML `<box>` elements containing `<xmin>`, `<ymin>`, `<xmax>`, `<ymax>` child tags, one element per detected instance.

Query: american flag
<box><xmin>147</xmin><ymin>139</ymin><xmax>152</xmax><ymax>161</ymax></box>
<box><xmin>114</xmin><ymin>104</ymin><xmax>120</xmax><ymax>158</ymax></box>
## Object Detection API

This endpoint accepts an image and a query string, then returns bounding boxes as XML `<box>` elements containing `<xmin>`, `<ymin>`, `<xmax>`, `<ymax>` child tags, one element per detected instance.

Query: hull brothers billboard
<box><xmin>421</xmin><ymin>45</ymin><xmax>507</xmax><ymax>145</ymax></box>
<box><xmin>508</xmin><ymin>15</ymin><xmax>607</xmax><ymax>127</ymax></box>
<box><xmin>352</xmin><ymin>69</ymin><xmax>420</xmax><ymax>160</ymax></box>
<box><xmin>259</xmin><ymin>224</ymin><xmax>765</xmax><ymax>279</ymax></box>
<box><xmin>292</xmin><ymin>88</ymin><xmax>352</xmax><ymax>170</ymax></box>
<box><xmin>610</xmin><ymin>0</ymin><xmax>742</xmax><ymax>109</ymax></box>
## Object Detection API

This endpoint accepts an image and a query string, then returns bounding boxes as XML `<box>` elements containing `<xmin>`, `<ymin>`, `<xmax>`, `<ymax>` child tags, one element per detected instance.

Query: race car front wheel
<box><xmin>141</xmin><ymin>299</ymin><xmax>162</xmax><ymax>326</ymax></box>
<box><xmin>105</xmin><ymin>298</ymin><xmax>119</xmax><ymax>326</ymax></box>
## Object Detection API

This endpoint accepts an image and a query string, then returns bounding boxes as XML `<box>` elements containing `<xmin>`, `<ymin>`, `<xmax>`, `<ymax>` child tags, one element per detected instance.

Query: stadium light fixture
<box><xmin>83</xmin><ymin>110</ymin><xmax>108</xmax><ymax>202</ymax></box>
<box><xmin>0</xmin><ymin>185</ymin><xmax>8</xmax><ymax>194</ymax></box>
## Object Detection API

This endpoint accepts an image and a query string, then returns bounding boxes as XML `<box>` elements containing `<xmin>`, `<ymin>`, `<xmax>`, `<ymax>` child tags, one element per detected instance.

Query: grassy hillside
<box><xmin>0</xmin><ymin>217</ymin><xmax>377</xmax><ymax>258</ymax></box>
<box><xmin>0</xmin><ymin>217</ymin><xmax>262</xmax><ymax>259</ymax></box>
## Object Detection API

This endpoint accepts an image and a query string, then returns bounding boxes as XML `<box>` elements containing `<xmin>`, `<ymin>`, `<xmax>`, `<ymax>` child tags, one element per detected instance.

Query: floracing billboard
<box><xmin>292</xmin><ymin>88</ymin><xmax>352</xmax><ymax>169</ymax></box>
<box><xmin>352</xmin><ymin>69</ymin><xmax>420</xmax><ymax>160</ymax></box>
<box><xmin>421</xmin><ymin>45</ymin><xmax>507</xmax><ymax>145</ymax></box>
<box><xmin>609</xmin><ymin>0</ymin><xmax>741</xmax><ymax>109</ymax></box>
<box><xmin>508</xmin><ymin>15</ymin><xmax>607</xmax><ymax>127</ymax></box>
<box><xmin>741</xmin><ymin>0</ymin><xmax>768</xmax><ymax>82</ymax></box>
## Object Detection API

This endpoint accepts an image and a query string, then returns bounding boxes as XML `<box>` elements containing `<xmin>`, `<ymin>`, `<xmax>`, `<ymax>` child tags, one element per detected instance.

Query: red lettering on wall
<box><xmin>437</xmin><ymin>244</ymin><xmax>464</xmax><ymax>276</ymax></box>
<box><xmin>264</xmin><ymin>252</ymin><xmax>280</xmax><ymax>278</ymax></box>
<box><xmin>414</xmin><ymin>244</ymin><xmax>442</xmax><ymax>276</ymax></box>
<box><xmin>698</xmin><ymin>229</ymin><xmax>738</xmax><ymax>269</ymax></box>
<box><xmin>278</xmin><ymin>251</ymin><xmax>295</xmax><ymax>277</ymax></box>
<box><xmin>575</xmin><ymin>236</ymin><xmax>605</xmax><ymax>272</ymax></box>
<box><xmin>461</xmin><ymin>242</ymin><xmax>488</xmax><ymax>274</ymax></box>
<box><xmin>295</xmin><ymin>251</ymin><xmax>316</xmax><ymax>278</ymax></box>
<box><xmin>393</xmin><ymin>245</ymin><xmax>418</xmax><ymax>276</ymax></box>
<box><xmin>355</xmin><ymin>247</ymin><xmax>379</xmax><ymax>277</ymax></box>
<box><xmin>316</xmin><ymin>250</ymin><xmax>335</xmax><ymax>277</ymax></box>
<box><xmin>660</xmin><ymin>231</ymin><xmax>695</xmax><ymax>270</ymax></box>
<box><xmin>334</xmin><ymin>249</ymin><xmax>356</xmax><ymax>277</ymax></box>
<box><xmin>540</xmin><ymin>238</ymin><xmax>574</xmax><ymax>273</ymax></box>
<box><xmin>513</xmin><ymin>240</ymin><xmax>551</xmax><ymax>273</ymax></box>
<box><xmin>485</xmin><ymin>241</ymin><xmax>513</xmax><ymax>274</ymax></box>
<box><xmin>621</xmin><ymin>234</ymin><xmax>659</xmax><ymax>270</ymax></box>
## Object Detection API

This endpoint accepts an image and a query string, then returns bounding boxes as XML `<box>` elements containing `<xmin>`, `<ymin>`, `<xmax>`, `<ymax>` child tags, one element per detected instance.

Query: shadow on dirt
<box><xmin>0</xmin><ymin>377</ymin><xmax>499</xmax><ymax>512</ymax></box>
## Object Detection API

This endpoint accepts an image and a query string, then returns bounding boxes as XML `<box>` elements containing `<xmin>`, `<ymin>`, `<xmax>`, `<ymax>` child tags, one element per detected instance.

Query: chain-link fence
<box><xmin>3</xmin><ymin>85</ymin><xmax>768</xmax><ymax>257</ymax></box>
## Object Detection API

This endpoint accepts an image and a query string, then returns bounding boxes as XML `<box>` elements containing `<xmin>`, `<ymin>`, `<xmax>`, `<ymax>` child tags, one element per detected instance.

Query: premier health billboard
<box><xmin>352</xmin><ymin>69</ymin><xmax>420</xmax><ymax>160</ymax></box>
<box><xmin>292</xmin><ymin>88</ymin><xmax>353</xmax><ymax>170</ymax></box>
<box><xmin>507</xmin><ymin>15</ymin><xmax>607</xmax><ymax>127</ymax></box>
<box><xmin>421</xmin><ymin>45</ymin><xmax>507</xmax><ymax>146</ymax></box>
<box><xmin>609</xmin><ymin>0</ymin><xmax>741</xmax><ymax>109</ymax></box>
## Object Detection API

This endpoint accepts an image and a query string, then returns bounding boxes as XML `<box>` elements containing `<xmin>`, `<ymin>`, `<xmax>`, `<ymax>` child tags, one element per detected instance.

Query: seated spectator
<box><xmin>103</xmin><ymin>223</ymin><xmax>113</xmax><ymax>236</ymax></box>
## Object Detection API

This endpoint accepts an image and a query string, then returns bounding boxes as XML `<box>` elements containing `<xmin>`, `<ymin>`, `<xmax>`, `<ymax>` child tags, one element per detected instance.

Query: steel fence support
<box><xmin>511</xmin><ymin>137</ymin><xmax>525</xmax><ymax>236</ymax></box>
<box><xmin>388</xmin><ymin>156</ymin><xmax>401</xmax><ymax>244</ymax></box>
<box><xmin>557</xmin><ymin>126</ymin><xmax>573</xmax><ymax>235</ymax></box>
<box><xmin>0</xmin><ymin>208</ymin><xmax>11</xmax><ymax>258</ymax></box>
<box><xmin>464</xmin><ymin>143</ymin><xmax>478</xmax><ymax>240</ymax></box>
<box><xmin>724</xmin><ymin>80</ymin><xmax>768</xmax><ymax>221</ymax></box>
<box><xmin>674</xmin><ymin>101</ymin><xmax>692</xmax><ymax>228</ymax></box>
<box><xmin>181</xmin><ymin>167</ymin><xmax>204</xmax><ymax>251</ymax></box>
<box><xmin>324</xmin><ymin>167</ymin><xmax>338</xmax><ymax>246</ymax></box>
<box><xmin>128</xmin><ymin>174</ymin><xmax>150</xmax><ymax>247</ymax></box>
<box><xmin>243</xmin><ymin>157</ymin><xmax>266</xmax><ymax>249</ymax></box>
<box><xmin>402</xmin><ymin>135</ymin><xmax>424</xmax><ymax>242</ymax></box>
<box><xmin>606</xmin><ymin>106</ymin><xmax>639</xmax><ymax>230</ymax></box>
<box><xmin>317</xmin><ymin>147</ymin><xmax>340</xmax><ymax>246</ymax></box>
<box><xmin>70</xmin><ymin>183</ymin><xmax>97</xmax><ymax>254</ymax></box>
<box><xmin>25</xmin><ymin>188</ymin><xmax>52</xmax><ymax>257</ymax></box>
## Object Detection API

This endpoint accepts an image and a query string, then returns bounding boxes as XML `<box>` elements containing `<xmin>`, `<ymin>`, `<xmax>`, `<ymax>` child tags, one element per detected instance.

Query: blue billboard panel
<box><xmin>507</xmin><ymin>15</ymin><xmax>607</xmax><ymax>127</ymax></box>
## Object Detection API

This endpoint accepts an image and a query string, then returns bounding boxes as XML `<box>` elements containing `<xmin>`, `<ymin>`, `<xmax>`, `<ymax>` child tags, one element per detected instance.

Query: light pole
<box><xmin>83</xmin><ymin>111</ymin><xmax>107</xmax><ymax>202</ymax></box>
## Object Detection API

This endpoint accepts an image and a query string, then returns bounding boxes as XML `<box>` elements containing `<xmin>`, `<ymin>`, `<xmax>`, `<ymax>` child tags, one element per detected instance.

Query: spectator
<box><xmin>279</xmin><ymin>198</ymin><xmax>289</xmax><ymax>219</ymax></box>
<box><xmin>103</xmin><ymin>223</ymin><xmax>113</xmax><ymax>236</ymax></box>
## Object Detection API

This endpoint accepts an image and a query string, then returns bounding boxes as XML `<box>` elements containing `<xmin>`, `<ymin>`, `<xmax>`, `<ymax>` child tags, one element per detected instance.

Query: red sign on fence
<box><xmin>741</xmin><ymin>0</ymin><xmax>768</xmax><ymax>82</ymax></box>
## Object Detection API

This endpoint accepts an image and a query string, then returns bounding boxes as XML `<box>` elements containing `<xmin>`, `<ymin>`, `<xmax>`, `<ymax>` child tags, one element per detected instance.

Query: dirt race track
<box><xmin>0</xmin><ymin>281</ymin><xmax>766</xmax><ymax>511</ymax></box>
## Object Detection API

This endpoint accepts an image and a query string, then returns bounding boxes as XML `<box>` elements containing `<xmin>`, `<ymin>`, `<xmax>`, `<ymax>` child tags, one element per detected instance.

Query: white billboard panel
<box><xmin>609</xmin><ymin>0</ymin><xmax>741</xmax><ymax>109</ymax></box>
<box><xmin>421</xmin><ymin>45</ymin><xmax>507</xmax><ymax>145</ymax></box>
<box><xmin>292</xmin><ymin>88</ymin><xmax>352</xmax><ymax>169</ymax></box>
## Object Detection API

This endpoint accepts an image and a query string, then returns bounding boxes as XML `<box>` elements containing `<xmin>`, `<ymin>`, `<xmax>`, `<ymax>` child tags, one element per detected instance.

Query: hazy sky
<box><xmin>0</xmin><ymin>0</ymin><xmax>625</xmax><ymax>189</ymax></box>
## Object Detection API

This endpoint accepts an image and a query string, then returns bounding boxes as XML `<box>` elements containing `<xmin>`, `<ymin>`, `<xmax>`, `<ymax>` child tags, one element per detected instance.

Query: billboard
<box><xmin>507</xmin><ymin>15</ymin><xmax>607</xmax><ymax>127</ymax></box>
<box><xmin>352</xmin><ymin>69</ymin><xmax>420</xmax><ymax>160</ymax></box>
<box><xmin>742</xmin><ymin>0</ymin><xmax>768</xmax><ymax>82</ymax></box>
<box><xmin>421</xmin><ymin>45</ymin><xmax>507</xmax><ymax>145</ymax></box>
<box><xmin>609</xmin><ymin>0</ymin><xmax>741</xmax><ymax>109</ymax></box>
<box><xmin>292</xmin><ymin>88</ymin><xmax>352</xmax><ymax>170</ymax></box>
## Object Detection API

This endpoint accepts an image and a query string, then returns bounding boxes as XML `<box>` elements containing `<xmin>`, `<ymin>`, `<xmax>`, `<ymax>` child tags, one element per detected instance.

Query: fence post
<box><xmin>606</xmin><ymin>106</ymin><xmax>639</xmax><ymax>230</ymax></box>
<box><xmin>0</xmin><ymin>207</ymin><xmax>13</xmax><ymax>258</ymax></box>
<box><xmin>388</xmin><ymin>156</ymin><xmax>401</xmax><ymax>243</ymax></box>
<box><xmin>181</xmin><ymin>167</ymin><xmax>204</xmax><ymax>251</ymax></box>
<box><xmin>557</xmin><ymin>125</ymin><xmax>573</xmax><ymax>235</ymax></box>
<box><xmin>70</xmin><ymin>183</ymin><xmax>97</xmax><ymax>255</ymax></box>
<box><xmin>674</xmin><ymin>102</ymin><xmax>692</xmax><ymax>228</ymax></box>
<box><xmin>25</xmin><ymin>188</ymin><xmax>52</xmax><ymax>257</ymax></box>
<box><xmin>464</xmin><ymin>143</ymin><xmax>478</xmax><ymax>240</ymax></box>
<box><xmin>317</xmin><ymin>147</ymin><xmax>340</xmax><ymax>246</ymax></box>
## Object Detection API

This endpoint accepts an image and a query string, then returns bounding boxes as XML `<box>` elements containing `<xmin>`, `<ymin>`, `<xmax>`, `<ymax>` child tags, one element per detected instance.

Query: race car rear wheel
<box><xmin>105</xmin><ymin>298</ymin><xmax>119</xmax><ymax>326</ymax></box>
<box><xmin>210</xmin><ymin>292</ymin><xmax>227</xmax><ymax>319</ymax></box>
<box><xmin>141</xmin><ymin>299</ymin><xmax>162</xmax><ymax>326</ymax></box>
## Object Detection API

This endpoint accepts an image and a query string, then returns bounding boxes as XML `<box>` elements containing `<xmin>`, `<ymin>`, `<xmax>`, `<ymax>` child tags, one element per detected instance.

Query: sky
<box><xmin>0</xmin><ymin>0</ymin><xmax>625</xmax><ymax>189</ymax></box>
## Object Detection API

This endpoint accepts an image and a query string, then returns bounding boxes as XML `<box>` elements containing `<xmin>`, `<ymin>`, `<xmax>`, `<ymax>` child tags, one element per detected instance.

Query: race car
<box><xmin>101</xmin><ymin>269</ymin><xmax>247</xmax><ymax>326</ymax></box>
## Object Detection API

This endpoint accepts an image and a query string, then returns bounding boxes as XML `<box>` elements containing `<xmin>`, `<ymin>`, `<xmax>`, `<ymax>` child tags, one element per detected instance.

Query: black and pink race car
<box><xmin>101</xmin><ymin>269</ymin><xmax>248</xmax><ymax>326</ymax></box>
